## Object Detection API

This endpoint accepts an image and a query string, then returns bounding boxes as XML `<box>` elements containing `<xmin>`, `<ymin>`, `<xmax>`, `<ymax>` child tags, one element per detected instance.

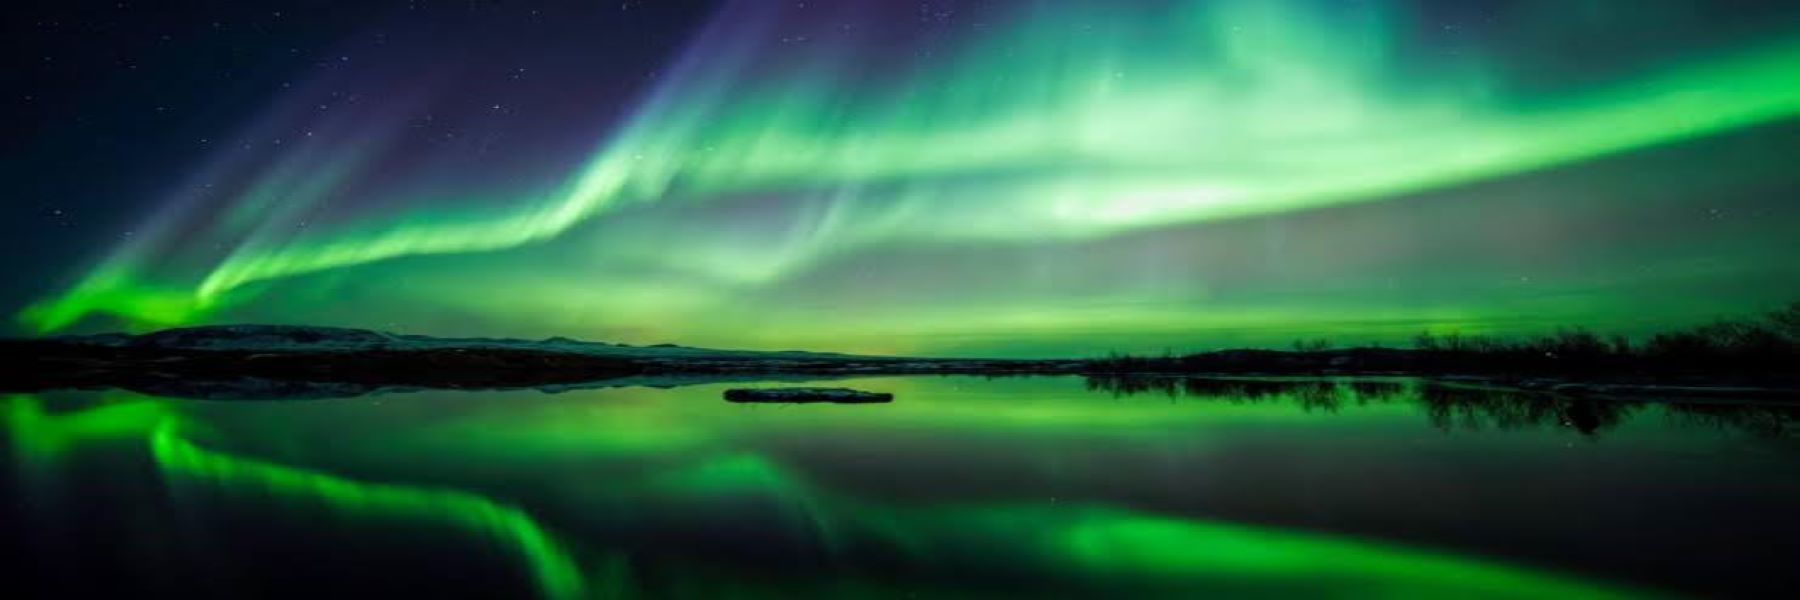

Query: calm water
<box><xmin>4</xmin><ymin>376</ymin><xmax>1797</xmax><ymax>599</ymax></box>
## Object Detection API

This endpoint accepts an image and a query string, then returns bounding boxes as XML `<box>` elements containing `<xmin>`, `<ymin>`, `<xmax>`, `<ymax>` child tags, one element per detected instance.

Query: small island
<box><xmin>724</xmin><ymin>387</ymin><xmax>894</xmax><ymax>404</ymax></box>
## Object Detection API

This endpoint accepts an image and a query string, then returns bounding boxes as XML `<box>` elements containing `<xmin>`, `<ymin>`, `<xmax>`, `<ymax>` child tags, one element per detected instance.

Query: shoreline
<box><xmin>1</xmin><ymin>324</ymin><xmax>1793</xmax><ymax>401</ymax></box>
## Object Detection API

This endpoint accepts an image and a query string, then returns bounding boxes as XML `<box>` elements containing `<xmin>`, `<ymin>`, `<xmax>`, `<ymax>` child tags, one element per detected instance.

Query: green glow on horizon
<box><xmin>150</xmin><ymin>424</ymin><xmax>586</xmax><ymax>600</ymax></box>
<box><xmin>17</xmin><ymin>0</ymin><xmax>1800</xmax><ymax>354</ymax></box>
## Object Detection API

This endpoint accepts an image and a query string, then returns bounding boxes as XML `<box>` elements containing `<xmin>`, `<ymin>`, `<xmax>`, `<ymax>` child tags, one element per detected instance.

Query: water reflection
<box><xmin>6</xmin><ymin>377</ymin><xmax>1797</xmax><ymax>598</ymax></box>
<box><xmin>1084</xmin><ymin>375</ymin><xmax>1796</xmax><ymax>437</ymax></box>
<box><xmin>151</xmin><ymin>424</ymin><xmax>586</xmax><ymax>599</ymax></box>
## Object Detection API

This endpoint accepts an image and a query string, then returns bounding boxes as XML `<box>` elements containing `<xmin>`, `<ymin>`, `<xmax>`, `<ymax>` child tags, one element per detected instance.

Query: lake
<box><xmin>5</xmin><ymin>376</ymin><xmax>1796</xmax><ymax>599</ymax></box>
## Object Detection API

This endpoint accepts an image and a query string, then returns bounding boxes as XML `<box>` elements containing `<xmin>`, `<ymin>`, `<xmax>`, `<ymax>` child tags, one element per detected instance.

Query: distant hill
<box><xmin>0</xmin><ymin>324</ymin><xmax>1062</xmax><ymax>398</ymax></box>
<box><xmin>66</xmin><ymin>323</ymin><xmax>865</xmax><ymax>360</ymax></box>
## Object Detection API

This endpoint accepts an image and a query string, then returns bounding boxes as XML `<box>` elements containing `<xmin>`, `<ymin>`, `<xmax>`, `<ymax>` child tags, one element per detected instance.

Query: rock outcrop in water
<box><xmin>724</xmin><ymin>387</ymin><xmax>894</xmax><ymax>403</ymax></box>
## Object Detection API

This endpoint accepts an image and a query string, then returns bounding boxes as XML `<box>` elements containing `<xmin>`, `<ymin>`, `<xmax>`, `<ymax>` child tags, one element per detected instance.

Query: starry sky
<box><xmin>4</xmin><ymin>0</ymin><xmax>1798</xmax><ymax>357</ymax></box>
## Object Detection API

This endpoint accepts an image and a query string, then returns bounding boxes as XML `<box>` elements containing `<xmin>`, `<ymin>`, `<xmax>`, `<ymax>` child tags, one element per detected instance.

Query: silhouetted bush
<box><xmin>1087</xmin><ymin>301</ymin><xmax>1799</xmax><ymax>381</ymax></box>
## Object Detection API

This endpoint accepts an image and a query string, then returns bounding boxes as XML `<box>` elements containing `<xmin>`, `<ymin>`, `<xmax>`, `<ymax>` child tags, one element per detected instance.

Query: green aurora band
<box><xmin>150</xmin><ymin>423</ymin><xmax>589</xmax><ymax>600</ymax></box>
<box><xmin>19</xmin><ymin>0</ymin><xmax>1800</xmax><ymax>355</ymax></box>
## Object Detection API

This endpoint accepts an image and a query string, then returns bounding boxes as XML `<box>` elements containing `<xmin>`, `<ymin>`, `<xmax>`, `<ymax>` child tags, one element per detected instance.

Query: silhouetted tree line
<box><xmin>1086</xmin><ymin>301</ymin><xmax>1800</xmax><ymax>380</ymax></box>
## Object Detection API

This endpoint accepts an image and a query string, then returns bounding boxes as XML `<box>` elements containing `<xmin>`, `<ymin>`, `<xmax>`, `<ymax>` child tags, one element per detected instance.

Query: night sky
<box><xmin>5</xmin><ymin>0</ymin><xmax>1798</xmax><ymax>357</ymax></box>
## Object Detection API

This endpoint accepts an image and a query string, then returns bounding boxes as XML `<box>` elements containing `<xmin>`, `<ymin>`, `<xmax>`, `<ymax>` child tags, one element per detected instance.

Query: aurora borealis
<box><xmin>7</xmin><ymin>0</ymin><xmax>1800</xmax><ymax>355</ymax></box>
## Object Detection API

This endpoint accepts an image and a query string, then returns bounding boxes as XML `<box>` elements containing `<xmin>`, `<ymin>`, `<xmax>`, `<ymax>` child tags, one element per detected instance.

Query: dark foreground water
<box><xmin>4</xmin><ymin>376</ymin><xmax>1797</xmax><ymax>599</ymax></box>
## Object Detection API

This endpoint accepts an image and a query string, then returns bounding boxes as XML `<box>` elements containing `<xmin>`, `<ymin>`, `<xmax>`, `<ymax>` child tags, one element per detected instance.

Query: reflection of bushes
<box><xmin>1663</xmin><ymin>404</ymin><xmax>1799</xmax><ymax>438</ymax></box>
<box><xmin>1084</xmin><ymin>376</ymin><xmax>1410</xmax><ymax>414</ymax></box>
<box><xmin>1416</xmin><ymin>385</ymin><xmax>1634</xmax><ymax>436</ymax></box>
<box><xmin>1080</xmin><ymin>374</ymin><xmax>1404</xmax><ymax>407</ymax></box>
<box><xmin>1082</xmin><ymin>376</ymin><xmax>1800</xmax><ymax>438</ymax></box>
<box><xmin>1345</xmin><ymin>380</ymin><xmax>1405</xmax><ymax>399</ymax></box>
<box><xmin>1086</xmin><ymin>302</ymin><xmax>1800</xmax><ymax>380</ymax></box>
